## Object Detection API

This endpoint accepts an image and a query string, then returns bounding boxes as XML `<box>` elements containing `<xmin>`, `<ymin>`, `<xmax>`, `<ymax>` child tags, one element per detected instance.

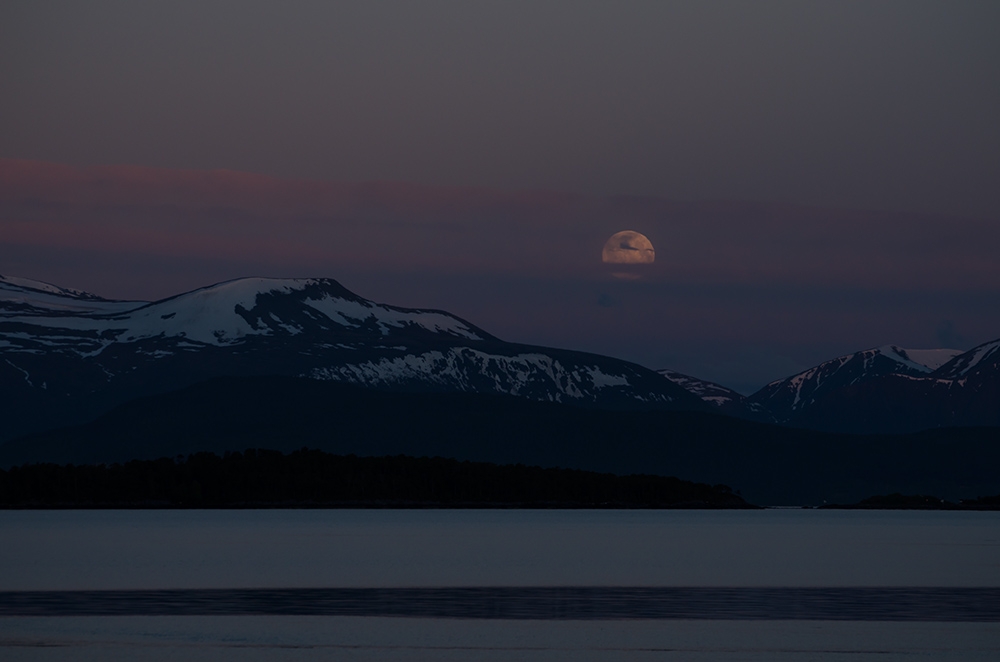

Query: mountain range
<box><xmin>0</xmin><ymin>274</ymin><xmax>704</xmax><ymax>443</ymax></box>
<box><xmin>2</xmin><ymin>273</ymin><xmax>998</xmax><ymax>444</ymax></box>
<box><xmin>3</xmin><ymin>274</ymin><xmax>998</xmax><ymax>505</ymax></box>
<box><xmin>744</xmin><ymin>344</ymin><xmax>1000</xmax><ymax>433</ymax></box>
<box><xmin>4</xmin><ymin>375</ymin><xmax>999</xmax><ymax>506</ymax></box>
<box><xmin>660</xmin><ymin>344</ymin><xmax>1000</xmax><ymax>433</ymax></box>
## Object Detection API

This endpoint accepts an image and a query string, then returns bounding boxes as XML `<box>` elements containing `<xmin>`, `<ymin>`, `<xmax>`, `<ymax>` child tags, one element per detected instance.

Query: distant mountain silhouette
<box><xmin>741</xmin><ymin>343</ymin><xmax>1000</xmax><ymax>433</ymax></box>
<box><xmin>3</xmin><ymin>376</ymin><xmax>998</xmax><ymax>506</ymax></box>
<box><xmin>656</xmin><ymin>369</ymin><xmax>759</xmax><ymax>418</ymax></box>
<box><xmin>3</xmin><ymin>274</ymin><xmax>999</xmax><ymax>442</ymax></box>
<box><xmin>657</xmin><ymin>343</ymin><xmax>1000</xmax><ymax>434</ymax></box>
<box><xmin>0</xmin><ymin>274</ymin><xmax>703</xmax><ymax>443</ymax></box>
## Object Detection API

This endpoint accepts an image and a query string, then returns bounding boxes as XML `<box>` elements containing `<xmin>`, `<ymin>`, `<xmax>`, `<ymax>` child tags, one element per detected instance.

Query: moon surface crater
<box><xmin>602</xmin><ymin>231</ymin><xmax>655</xmax><ymax>264</ymax></box>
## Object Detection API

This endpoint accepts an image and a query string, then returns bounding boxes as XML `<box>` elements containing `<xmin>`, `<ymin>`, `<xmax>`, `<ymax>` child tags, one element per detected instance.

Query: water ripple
<box><xmin>1</xmin><ymin>587</ymin><xmax>998</xmax><ymax>621</ymax></box>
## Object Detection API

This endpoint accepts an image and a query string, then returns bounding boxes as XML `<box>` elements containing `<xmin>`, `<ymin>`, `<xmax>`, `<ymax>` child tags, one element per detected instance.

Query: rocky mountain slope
<box><xmin>0</xmin><ymin>275</ymin><xmax>703</xmax><ymax>442</ymax></box>
<box><xmin>655</xmin><ymin>369</ymin><xmax>761</xmax><ymax>418</ymax></box>
<box><xmin>4</xmin><ymin>274</ymin><xmax>999</xmax><ymax>439</ymax></box>
<box><xmin>743</xmin><ymin>344</ymin><xmax>998</xmax><ymax>433</ymax></box>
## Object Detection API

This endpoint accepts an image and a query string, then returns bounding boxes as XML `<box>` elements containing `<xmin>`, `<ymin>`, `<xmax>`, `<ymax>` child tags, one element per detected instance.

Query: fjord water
<box><xmin>1</xmin><ymin>509</ymin><xmax>998</xmax><ymax>660</ymax></box>
<box><xmin>3</xmin><ymin>509</ymin><xmax>1000</xmax><ymax>589</ymax></box>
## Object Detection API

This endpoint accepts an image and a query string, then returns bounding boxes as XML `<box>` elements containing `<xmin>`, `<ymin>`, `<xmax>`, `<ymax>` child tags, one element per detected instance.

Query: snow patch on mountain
<box><xmin>766</xmin><ymin>345</ymin><xmax>945</xmax><ymax>390</ymax></box>
<box><xmin>1</xmin><ymin>275</ymin><xmax>145</xmax><ymax>315</ymax></box>
<box><xmin>960</xmin><ymin>340</ymin><xmax>1000</xmax><ymax>373</ymax></box>
<box><xmin>657</xmin><ymin>369</ymin><xmax>744</xmax><ymax>406</ymax></box>
<box><xmin>114</xmin><ymin>278</ymin><xmax>305</xmax><ymax>344</ymax></box>
<box><xmin>901</xmin><ymin>348</ymin><xmax>963</xmax><ymax>371</ymax></box>
<box><xmin>0</xmin><ymin>275</ymin><xmax>92</xmax><ymax>298</ymax></box>
<box><xmin>303</xmin><ymin>295</ymin><xmax>481</xmax><ymax>340</ymax></box>
<box><xmin>935</xmin><ymin>339</ymin><xmax>1000</xmax><ymax>378</ymax></box>
<box><xmin>873</xmin><ymin>345</ymin><xmax>966</xmax><ymax>374</ymax></box>
<box><xmin>586</xmin><ymin>367</ymin><xmax>630</xmax><ymax>389</ymax></box>
<box><xmin>745</xmin><ymin>339</ymin><xmax>1000</xmax><ymax>431</ymax></box>
<box><xmin>0</xmin><ymin>277</ymin><xmax>486</xmax><ymax>354</ymax></box>
<box><xmin>308</xmin><ymin>347</ymin><xmax>648</xmax><ymax>403</ymax></box>
<box><xmin>756</xmin><ymin>345</ymin><xmax>946</xmax><ymax>412</ymax></box>
<box><xmin>3</xmin><ymin>358</ymin><xmax>32</xmax><ymax>385</ymax></box>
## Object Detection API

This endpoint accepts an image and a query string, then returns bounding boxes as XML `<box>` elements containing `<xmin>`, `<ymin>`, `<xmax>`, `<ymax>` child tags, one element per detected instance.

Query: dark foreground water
<box><xmin>1</xmin><ymin>510</ymin><xmax>998</xmax><ymax>660</ymax></box>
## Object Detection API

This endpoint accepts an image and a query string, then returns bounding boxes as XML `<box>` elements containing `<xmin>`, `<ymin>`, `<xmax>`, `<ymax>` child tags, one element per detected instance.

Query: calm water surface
<box><xmin>1</xmin><ymin>509</ymin><xmax>998</xmax><ymax>660</ymax></box>
<box><xmin>2</xmin><ymin>509</ymin><xmax>999</xmax><ymax>589</ymax></box>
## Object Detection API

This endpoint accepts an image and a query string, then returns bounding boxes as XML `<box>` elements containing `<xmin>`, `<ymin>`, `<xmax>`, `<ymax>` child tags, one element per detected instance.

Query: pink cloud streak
<box><xmin>2</xmin><ymin>158</ymin><xmax>998</xmax><ymax>292</ymax></box>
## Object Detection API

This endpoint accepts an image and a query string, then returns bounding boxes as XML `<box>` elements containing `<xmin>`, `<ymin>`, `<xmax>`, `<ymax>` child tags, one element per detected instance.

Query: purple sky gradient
<box><xmin>2</xmin><ymin>2</ymin><xmax>998</xmax><ymax>392</ymax></box>
<box><xmin>3</xmin><ymin>159</ymin><xmax>999</xmax><ymax>393</ymax></box>
<box><xmin>2</xmin><ymin>1</ymin><xmax>999</xmax><ymax>219</ymax></box>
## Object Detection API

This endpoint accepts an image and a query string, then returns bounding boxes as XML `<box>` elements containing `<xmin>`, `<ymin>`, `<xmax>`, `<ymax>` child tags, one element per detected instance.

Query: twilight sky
<box><xmin>2</xmin><ymin>1</ymin><xmax>999</xmax><ymax>393</ymax></box>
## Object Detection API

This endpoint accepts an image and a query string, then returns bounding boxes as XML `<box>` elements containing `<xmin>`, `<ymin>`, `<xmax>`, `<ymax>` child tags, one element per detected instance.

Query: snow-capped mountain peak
<box><xmin>0</xmin><ymin>275</ymin><xmax>96</xmax><ymax>298</ymax></box>
<box><xmin>934</xmin><ymin>339</ymin><xmax>1000</xmax><ymax>379</ymax></box>
<box><xmin>752</xmin><ymin>345</ymin><xmax>959</xmax><ymax>413</ymax></box>
<box><xmin>1</xmin><ymin>276</ymin><xmax>491</xmax><ymax>353</ymax></box>
<box><xmin>742</xmin><ymin>339</ymin><xmax>1000</xmax><ymax>433</ymax></box>
<box><xmin>129</xmin><ymin>277</ymin><xmax>489</xmax><ymax>345</ymax></box>
<box><xmin>0</xmin><ymin>274</ymin><xmax>144</xmax><ymax>315</ymax></box>
<box><xmin>872</xmin><ymin>345</ymin><xmax>965</xmax><ymax>373</ymax></box>
<box><xmin>897</xmin><ymin>347</ymin><xmax>964</xmax><ymax>371</ymax></box>
<box><xmin>112</xmin><ymin>277</ymin><xmax>318</xmax><ymax>346</ymax></box>
<box><xmin>0</xmin><ymin>274</ymin><xmax>704</xmax><ymax>444</ymax></box>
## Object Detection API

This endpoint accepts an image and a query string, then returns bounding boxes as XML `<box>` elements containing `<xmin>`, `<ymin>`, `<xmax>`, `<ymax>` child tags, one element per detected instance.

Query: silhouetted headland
<box><xmin>0</xmin><ymin>449</ymin><xmax>755</xmax><ymax>509</ymax></box>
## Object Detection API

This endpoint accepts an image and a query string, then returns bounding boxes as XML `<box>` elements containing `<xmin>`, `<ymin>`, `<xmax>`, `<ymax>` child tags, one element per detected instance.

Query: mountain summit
<box><xmin>742</xmin><ymin>344</ymin><xmax>998</xmax><ymax>433</ymax></box>
<box><xmin>3</xmin><ymin>274</ymin><xmax>998</xmax><ymax>442</ymax></box>
<box><xmin>0</xmin><ymin>275</ymin><xmax>703</xmax><ymax>442</ymax></box>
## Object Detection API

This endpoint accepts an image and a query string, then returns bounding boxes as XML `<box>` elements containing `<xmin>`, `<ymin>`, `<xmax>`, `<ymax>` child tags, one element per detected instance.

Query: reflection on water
<box><xmin>1</xmin><ymin>510</ymin><xmax>998</xmax><ymax>660</ymax></box>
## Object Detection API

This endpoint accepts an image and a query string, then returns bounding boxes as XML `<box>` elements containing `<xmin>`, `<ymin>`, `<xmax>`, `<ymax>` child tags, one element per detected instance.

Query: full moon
<box><xmin>602</xmin><ymin>230</ymin><xmax>655</xmax><ymax>264</ymax></box>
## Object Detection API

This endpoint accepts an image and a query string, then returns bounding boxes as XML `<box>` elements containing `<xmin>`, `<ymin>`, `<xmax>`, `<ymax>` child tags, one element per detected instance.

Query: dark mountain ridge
<box><xmin>741</xmin><ymin>343</ymin><xmax>1000</xmax><ymax>433</ymax></box>
<box><xmin>3</xmin><ymin>376</ymin><xmax>998</xmax><ymax>506</ymax></box>
<box><xmin>3</xmin><ymin>273</ymin><xmax>999</xmax><ymax>438</ymax></box>
<box><xmin>0</xmin><ymin>274</ymin><xmax>703</xmax><ymax>442</ymax></box>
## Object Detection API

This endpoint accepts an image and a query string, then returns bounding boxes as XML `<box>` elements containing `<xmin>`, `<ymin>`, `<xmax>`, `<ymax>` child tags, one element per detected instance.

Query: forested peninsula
<box><xmin>0</xmin><ymin>449</ymin><xmax>754</xmax><ymax>509</ymax></box>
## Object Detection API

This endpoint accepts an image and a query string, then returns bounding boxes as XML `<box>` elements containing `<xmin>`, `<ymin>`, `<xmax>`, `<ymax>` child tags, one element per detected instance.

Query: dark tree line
<box><xmin>0</xmin><ymin>449</ymin><xmax>753</xmax><ymax>508</ymax></box>
<box><xmin>822</xmin><ymin>492</ymin><xmax>1000</xmax><ymax>510</ymax></box>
